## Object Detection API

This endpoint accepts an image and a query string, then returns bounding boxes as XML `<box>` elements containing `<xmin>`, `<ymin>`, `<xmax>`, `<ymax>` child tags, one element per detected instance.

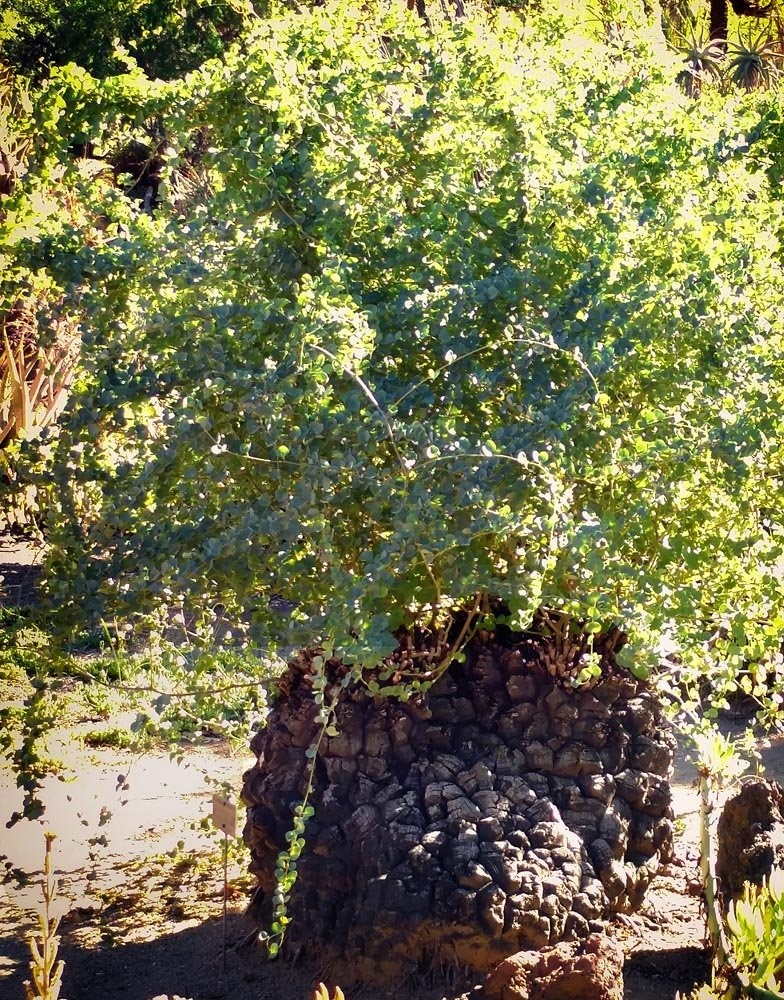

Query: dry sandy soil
<box><xmin>1</xmin><ymin>534</ymin><xmax>782</xmax><ymax>1000</ymax></box>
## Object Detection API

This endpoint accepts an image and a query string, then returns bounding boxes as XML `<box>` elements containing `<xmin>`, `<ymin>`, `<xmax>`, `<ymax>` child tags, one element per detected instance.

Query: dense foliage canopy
<box><xmin>0</xmin><ymin>0</ymin><xmax>247</xmax><ymax>79</ymax></box>
<box><xmin>5</xmin><ymin>0</ymin><xmax>784</xmax><ymax>711</ymax></box>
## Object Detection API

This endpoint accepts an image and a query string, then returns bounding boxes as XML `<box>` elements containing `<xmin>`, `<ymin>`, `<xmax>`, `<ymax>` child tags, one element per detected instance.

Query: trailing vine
<box><xmin>259</xmin><ymin>654</ymin><xmax>349</xmax><ymax>957</ymax></box>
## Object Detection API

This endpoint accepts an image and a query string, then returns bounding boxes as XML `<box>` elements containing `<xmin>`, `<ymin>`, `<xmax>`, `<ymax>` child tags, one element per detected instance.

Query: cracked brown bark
<box><xmin>710</xmin><ymin>0</ymin><xmax>730</xmax><ymax>43</ymax></box>
<box><xmin>242</xmin><ymin>630</ymin><xmax>676</xmax><ymax>983</ymax></box>
<box><xmin>711</xmin><ymin>0</ymin><xmax>773</xmax><ymax>44</ymax></box>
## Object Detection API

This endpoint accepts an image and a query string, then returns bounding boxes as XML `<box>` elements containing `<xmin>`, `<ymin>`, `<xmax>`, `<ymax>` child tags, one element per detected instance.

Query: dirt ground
<box><xmin>1</xmin><ymin>534</ymin><xmax>782</xmax><ymax>1000</ymax></box>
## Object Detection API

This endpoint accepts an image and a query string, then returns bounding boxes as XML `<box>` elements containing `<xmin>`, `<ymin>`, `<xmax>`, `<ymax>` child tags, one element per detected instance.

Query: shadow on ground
<box><xmin>28</xmin><ymin>912</ymin><xmax>325</xmax><ymax>1000</ymax></box>
<box><xmin>624</xmin><ymin>946</ymin><xmax>710</xmax><ymax>999</ymax></box>
<box><xmin>0</xmin><ymin>533</ymin><xmax>42</xmax><ymax>607</ymax></box>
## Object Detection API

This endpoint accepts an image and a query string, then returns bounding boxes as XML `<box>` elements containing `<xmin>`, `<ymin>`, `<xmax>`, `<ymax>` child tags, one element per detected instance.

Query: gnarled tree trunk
<box><xmin>242</xmin><ymin>629</ymin><xmax>675</xmax><ymax>982</ymax></box>
<box><xmin>710</xmin><ymin>0</ymin><xmax>773</xmax><ymax>44</ymax></box>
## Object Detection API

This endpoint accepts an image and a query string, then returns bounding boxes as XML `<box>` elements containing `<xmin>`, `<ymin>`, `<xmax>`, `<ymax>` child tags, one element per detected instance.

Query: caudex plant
<box><xmin>8</xmin><ymin>0</ymin><xmax>784</xmax><ymax>962</ymax></box>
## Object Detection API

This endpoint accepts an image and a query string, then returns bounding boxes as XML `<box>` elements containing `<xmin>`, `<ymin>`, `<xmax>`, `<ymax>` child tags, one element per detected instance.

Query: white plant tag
<box><xmin>212</xmin><ymin>794</ymin><xmax>237</xmax><ymax>837</ymax></box>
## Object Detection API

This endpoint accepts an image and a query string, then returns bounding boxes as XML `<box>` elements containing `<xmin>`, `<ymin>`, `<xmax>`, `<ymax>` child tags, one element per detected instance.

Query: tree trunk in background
<box><xmin>712</xmin><ymin>0</ymin><xmax>774</xmax><ymax>43</ymax></box>
<box><xmin>710</xmin><ymin>0</ymin><xmax>729</xmax><ymax>43</ymax></box>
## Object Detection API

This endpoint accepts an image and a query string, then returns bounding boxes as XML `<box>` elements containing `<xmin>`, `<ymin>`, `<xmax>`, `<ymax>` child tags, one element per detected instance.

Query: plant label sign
<box><xmin>212</xmin><ymin>794</ymin><xmax>236</xmax><ymax>836</ymax></box>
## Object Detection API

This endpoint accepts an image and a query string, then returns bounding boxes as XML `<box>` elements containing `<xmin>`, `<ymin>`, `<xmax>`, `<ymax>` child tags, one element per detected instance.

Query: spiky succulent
<box><xmin>727</xmin><ymin>28</ymin><xmax>781</xmax><ymax>91</ymax></box>
<box><xmin>674</xmin><ymin>29</ymin><xmax>725</xmax><ymax>97</ymax></box>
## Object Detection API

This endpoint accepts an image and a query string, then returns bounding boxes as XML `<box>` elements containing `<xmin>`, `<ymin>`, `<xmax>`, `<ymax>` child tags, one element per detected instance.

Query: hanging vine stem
<box><xmin>259</xmin><ymin>659</ymin><xmax>348</xmax><ymax>958</ymax></box>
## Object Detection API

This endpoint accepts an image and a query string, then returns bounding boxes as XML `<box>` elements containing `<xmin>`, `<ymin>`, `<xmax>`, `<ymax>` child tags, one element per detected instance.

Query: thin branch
<box><xmin>311</xmin><ymin>343</ymin><xmax>408</xmax><ymax>474</ymax></box>
<box><xmin>64</xmin><ymin>663</ymin><xmax>280</xmax><ymax>701</ymax></box>
<box><xmin>393</xmin><ymin>335</ymin><xmax>601</xmax><ymax>409</ymax></box>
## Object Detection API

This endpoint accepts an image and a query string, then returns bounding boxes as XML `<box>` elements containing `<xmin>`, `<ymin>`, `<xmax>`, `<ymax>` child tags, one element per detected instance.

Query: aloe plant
<box><xmin>1</xmin><ymin>69</ymin><xmax>78</xmax><ymax>456</ymax></box>
<box><xmin>0</xmin><ymin>65</ymin><xmax>31</xmax><ymax>198</ymax></box>
<box><xmin>0</xmin><ymin>320</ymin><xmax>78</xmax><ymax>447</ymax></box>
<box><xmin>726</xmin><ymin>28</ymin><xmax>781</xmax><ymax>90</ymax></box>
<box><xmin>675</xmin><ymin>28</ymin><xmax>726</xmax><ymax>96</ymax></box>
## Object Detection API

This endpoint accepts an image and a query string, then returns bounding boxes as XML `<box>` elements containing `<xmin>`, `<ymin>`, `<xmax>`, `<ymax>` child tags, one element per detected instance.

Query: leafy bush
<box><xmin>0</xmin><ymin>0</ymin><xmax>246</xmax><ymax>80</ymax></box>
<box><xmin>8</xmin><ymin>0</ymin><xmax>784</xmax><ymax>717</ymax></box>
<box><xmin>726</xmin><ymin>28</ymin><xmax>781</xmax><ymax>92</ymax></box>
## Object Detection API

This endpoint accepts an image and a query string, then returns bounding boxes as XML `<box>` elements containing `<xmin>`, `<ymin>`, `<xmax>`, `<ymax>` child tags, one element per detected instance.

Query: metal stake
<box><xmin>222</xmin><ymin>828</ymin><xmax>228</xmax><ymax>976</ymax></box>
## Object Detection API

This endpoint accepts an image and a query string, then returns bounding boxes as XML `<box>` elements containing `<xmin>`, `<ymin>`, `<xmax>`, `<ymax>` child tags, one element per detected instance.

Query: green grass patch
<box><xmin>82</xmin><ymin>726</ymin><xmax>135</xmax><ymax>749</ymax></box>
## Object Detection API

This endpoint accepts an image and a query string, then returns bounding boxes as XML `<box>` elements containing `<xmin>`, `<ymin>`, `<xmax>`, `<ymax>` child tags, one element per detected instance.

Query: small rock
<box><xmin>340</xmin><ymin>804</ymin><xmax>378</xmax><ymax>840</ymax></box>
<box><xmin>564</xmin><ymin>910</ymin><xmax>590</xmax><ymax>939</ymax></box>
<box><xmin>630</xmin><ymin>734</ymin><xmax>673</xmax><ymax>775</ymax></box>
<box><xmin>571</xmin><ymin>889</ymin><xmax>603</xmax><ymax>920</ymax></box>
<box><xmin>599</xmin><ymin>860</ymin><xmax>629</xmax><ymax>900</ymax></box>
<box><xmin>491</xmin><ymin>747</ymin><xmax>527</xmax><ymax>775</ymax></box>
<box><xmin>554</xmin><ymin>743</ymin><xmax>602</xmax><ymax>779</ymax></box>
<box><xmin>446</xmin><ymin>887</ymin><xmax>477</xmax><ymax>924</ymax></box>
<box><xmin>445</xmin><ymin>829</ymin><xmax>480</xmax><ymax>866</ymax></box>
<box><xmin>580</xmin><ymin>773</ymin><xmax>615</xmax><ymax>805</ymax></box>
<box><xmin>506</xmin><ymin>907</ymin><xmax>551</xmax><ymax>948</ymax></box>
<box><xmin>478</xmin><ymin>884</ymin><xmax>507</xmax><ymax>936</ymax></box>
<box><xmin>525</xmin><ymin>740</ymin><xmax>554</xmax><ymax>774</ymax></box>
<box><xmin>598</xmin><ymin>800</ymin><xmax>632</xmax><ymax>852</ymax></box>
<box><xmin>622</xmin><ymin>696</ymin><xmax>655</xmax><ymax>735</ymax></box>
<box><xmin>507</xmin><ymin>675</ymin><xmax>538</xmax><ymax>703</ymax></box>
<box><xmin>448</xmin><ymin>795</ymin><xmax>483</xmax><ymax>823</ymax></box>
<box><xmin>614</xmin><ymin>769</ymin><xmax>670</xmax><ymax>815</ymax></box>
<box><xmin>526</xmin><ymin>798</ymin><xmax>560</xmax><ymax>825</ymax></box>
<box><xmin>473</xmin><ymin>789</ymin><xmax>505</xmax><ymax>815</ymax></box>
<box><xmin>497</xmin><ymin>775</ymin><xmax>536</xmax><ymax>808</ymax></box>
<box><xmin>458</xmin><ymin>861</ymin><xmax>494</xmax><ymax>890</ymax></box>
<box><xmin>482</xmin><ymin>932</ymin><xmax>624</xmax><ymax>1000</ymax></box>
<box><xmin>357</xmin><ymin>755</ymin><xmax>386</xmax><ymax>780</ymax></box>
<box><xmin>422</xmin><ymin>829</ymin><xmax>447</xmax><ymax>853</ymax></box>
<box><xmin>453</xmin><ymin>696</ymin><xmax>477</xmax><ymax>722</ymax></box>
<box><xmin>507</xmin><ymin>829</ymin><xmax>530</xmax><ymax>851</ymax></box>
<box><xmin>460</xmin><ymin>761</ymin><xmax>495</xmax><ymax>794</ymax></box>
<box><xmin>478</xmin><ymin>816</ymin><xmax>505</xmax><ymax>841</ymax></box>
